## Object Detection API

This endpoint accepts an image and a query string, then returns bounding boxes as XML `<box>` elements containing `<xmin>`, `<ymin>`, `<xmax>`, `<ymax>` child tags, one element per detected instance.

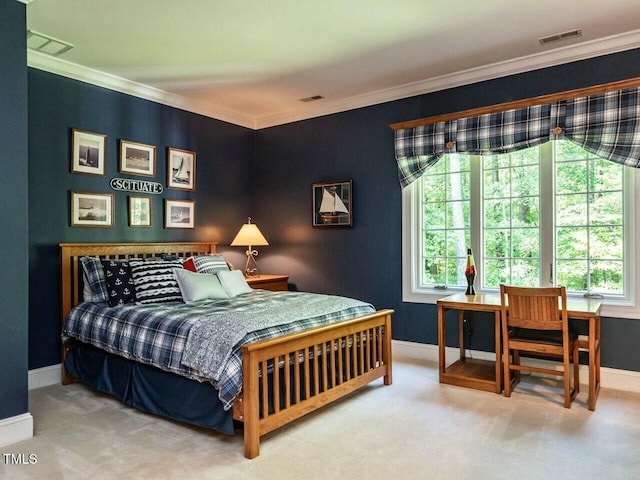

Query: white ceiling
<box><xmin>25</xmin><ymin>0</ymin><xmax>640</xmax><ymax>129</ymax></box>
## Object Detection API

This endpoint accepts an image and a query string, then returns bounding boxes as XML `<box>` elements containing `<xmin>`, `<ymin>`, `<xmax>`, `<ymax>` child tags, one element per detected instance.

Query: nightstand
<box><xmin>245</xmin><ymin>274</ymin><xmax>289</xmax><ymax>291</ymax></box>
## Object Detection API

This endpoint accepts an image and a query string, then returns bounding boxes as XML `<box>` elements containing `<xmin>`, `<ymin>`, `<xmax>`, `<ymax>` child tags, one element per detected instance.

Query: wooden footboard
<box><xmin>234</xmin><ymin>308</ymin><xmax>393</xmax><ymax>459</ymax></box>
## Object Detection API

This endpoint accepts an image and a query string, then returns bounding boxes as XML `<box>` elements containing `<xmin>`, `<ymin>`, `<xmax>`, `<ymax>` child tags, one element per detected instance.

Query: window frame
<box><xmin>401</xmin><ymin>144</ymin><xmax>640</xmax><ymax>319</ymax></box>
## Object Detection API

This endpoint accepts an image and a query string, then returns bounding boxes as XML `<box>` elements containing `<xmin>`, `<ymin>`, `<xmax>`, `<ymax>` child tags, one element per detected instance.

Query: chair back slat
<box><xmin>500</xmin><ymin>285</ymin><xmax>567</xmax><ymax>331</ymax></box>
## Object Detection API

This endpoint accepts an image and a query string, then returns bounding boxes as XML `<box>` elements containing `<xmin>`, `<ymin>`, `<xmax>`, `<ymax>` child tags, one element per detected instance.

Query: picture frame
<box><xmin>70</xmin><ymin>191</ymin><xmax>114</xmax><ymax>227</ymax></box>
<box><xmin>165</xmin><ymin>199</ymin><xmax>194</xmax><ymax>229</ymax></box>
<box><xmin>312</xmin><ymin>180</ymin><xmax>353</xmax><ymax>227</ymax></box>
<box><xmin>119</xmin><ymin>140</ymin><xmax>156</xmax><ymax>177</ymax></box>
<box><xmin>167</xmin><ymin>147</ymin><xmax>196</xmax><ymax>191</ymax></box>
<box><xmin>128</xmin><ymin>196</ymin><xmax>151</xmax><ymax>227</ymax></box>
<box><xmin>71</xmin><ymin>129</ymin><xmax>107</xmax><ymax>176</ymax></box>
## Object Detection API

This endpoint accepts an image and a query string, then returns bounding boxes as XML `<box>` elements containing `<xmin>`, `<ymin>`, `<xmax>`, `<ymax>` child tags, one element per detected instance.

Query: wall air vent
<box><xmin>299</xmin><ymin>95</ymin><xmax>324</xmax><ymax>103</ymax></box>
<box><xmin>538</xmin><ymin>29</ymin><xmax>582</xmax><ymax>45</ymax></box>
<box><xmin>27</xmin><ymin>30</ymin><xmax>74</xmax><ymax>57</ymax></box>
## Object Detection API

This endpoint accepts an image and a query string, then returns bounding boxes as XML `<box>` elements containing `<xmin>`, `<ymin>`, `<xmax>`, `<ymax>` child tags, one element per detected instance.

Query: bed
<box><xmin>59</xmin><ymin>242</ymin><xmax>393</xmax><ymax>458</ymax></box>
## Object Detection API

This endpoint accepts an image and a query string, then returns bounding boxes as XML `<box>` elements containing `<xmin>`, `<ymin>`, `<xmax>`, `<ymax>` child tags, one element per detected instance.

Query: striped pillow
<box><xmin>192</xmin><ymin>254</ymin><xmax>230</xmax><ymax>274</ymax></box>
<box><xmin>129</xmin><ymin>260</ymin><xmax>184</xmax><ymax>304</ymax></box>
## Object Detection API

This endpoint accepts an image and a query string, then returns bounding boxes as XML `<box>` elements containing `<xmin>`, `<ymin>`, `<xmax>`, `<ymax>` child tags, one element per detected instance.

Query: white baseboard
<box><xmin>28</xmin><ymin>364</ymin><xmax>61</xmax><ymax>390</ymax></box>
<box><xmin>0</xmin><ymin>365</ymin><xmax>58</xmax><ymax>448</ymax></box>
<box><xmin>0</xmin><ymin>413</ymin><xmax>33</xmax><ymax>448</ymax></box>
<box><xmin>392</xmin><ymin>339</ymin><xmax>640</xmax><ymax>394</ymax></box>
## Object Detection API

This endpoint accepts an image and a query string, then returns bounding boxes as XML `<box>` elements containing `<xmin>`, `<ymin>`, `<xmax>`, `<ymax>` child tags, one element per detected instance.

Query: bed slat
<box><xmin>240</xmin><ymin>309</ymin><xmax>393</xmax><ymax>458</ymax></box>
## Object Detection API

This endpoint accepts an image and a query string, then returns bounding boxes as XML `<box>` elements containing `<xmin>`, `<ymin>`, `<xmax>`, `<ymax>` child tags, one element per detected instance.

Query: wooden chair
<box><xmin>500</xmin><ymin>284</ymin><xmax>579</xmax><ymax>408</ymax></box>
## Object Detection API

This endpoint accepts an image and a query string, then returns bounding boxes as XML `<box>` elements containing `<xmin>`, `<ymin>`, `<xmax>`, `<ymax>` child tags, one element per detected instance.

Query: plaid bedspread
<box><xmin>62</xmin><ymin>290</ymin><xmax>375</xmax><ymax>410</ymax></box>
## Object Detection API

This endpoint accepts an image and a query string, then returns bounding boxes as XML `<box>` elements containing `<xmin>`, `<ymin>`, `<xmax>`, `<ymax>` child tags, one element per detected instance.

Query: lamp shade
<box><xmin>230</xmin><ymin>218</ymin><xmax>269</xmax><ymax>247</ymax></box>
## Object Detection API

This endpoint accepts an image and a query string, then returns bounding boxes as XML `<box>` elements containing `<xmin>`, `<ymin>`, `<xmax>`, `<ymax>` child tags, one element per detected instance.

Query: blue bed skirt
<box><xmin>64</xmin><ymin>342</ymin><xmax>235</xmax><ymax>435</ymax></box>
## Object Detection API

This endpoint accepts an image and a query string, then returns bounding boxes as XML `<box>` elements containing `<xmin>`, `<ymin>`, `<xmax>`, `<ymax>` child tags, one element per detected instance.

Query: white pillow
<box><xmin>217</xmin><ymin>270</ymin><xmax>253</xmax><ymax>297</ymax></box>
<box><xmin>173</xmin><ymin>269</ymin><xmax>230</xmax><ymax>303</ymax></box>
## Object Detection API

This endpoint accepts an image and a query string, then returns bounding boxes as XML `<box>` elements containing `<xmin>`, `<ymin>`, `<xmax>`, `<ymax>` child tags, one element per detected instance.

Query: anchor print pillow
<box><xmin>101</xmin><ymin>259</ymin><xmax>137</xmax><ymax>306</ymax></box>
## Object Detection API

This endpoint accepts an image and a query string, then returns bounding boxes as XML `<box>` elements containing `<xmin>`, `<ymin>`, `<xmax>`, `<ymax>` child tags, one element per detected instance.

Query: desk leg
<box><xmin>438</xmin><ymin>304</ymin><xmax>446</xmax><ymax>383</ymax></box>
<box><xmin>596</xmin><ymin>315</ymin><xmax>601</xmax><ymax>402</ymax></box>
<box><xmin>588</xmin><ymin>314</ymin><xmax>601</xmax><ymax>411</ymax></box>
<box><xmin>493</xmin><ymin>309</ymin><xmax>502</xmax><ymax>393</ymax></box>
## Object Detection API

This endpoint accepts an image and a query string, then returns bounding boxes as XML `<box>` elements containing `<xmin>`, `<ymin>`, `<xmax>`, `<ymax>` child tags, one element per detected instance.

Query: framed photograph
<box><xmin>71</xmin><ymin>129</ymin><xmax>107</xmax><ymax>176</ymax></box>
<box><xmin>165</xmin><ymin>199</ymin><xmax>194</xmax><ymax>228</ymax></box>
<box><xmin>71</xmin><ymin>191</ymin><xmax>114</xmax><ymax>227</ymax></box>
<box><xmin>128</xmin><ymin>196</ymin><xmax>151</xmax><ymax>227</ymax></box>
<box><xmin>119</xmin><ymin>140</ymin><xmax>156</xmax><ymax>177</ymax></box>
<box><xmin>312</xmin><ymin>180</ymin><xmax>353</xmax><ymax>227</ymax></box>
<box><xmin>167</xmin><ymin>147</ymin><xmax>196</xmax><ymax>191</ymax></box>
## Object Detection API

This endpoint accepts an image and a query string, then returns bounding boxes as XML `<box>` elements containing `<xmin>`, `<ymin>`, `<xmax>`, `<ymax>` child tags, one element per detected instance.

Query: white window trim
<box><xmin>401</xmin><ymin>159</ymin><xmax>640</xmax><ymax>320</ymax></box>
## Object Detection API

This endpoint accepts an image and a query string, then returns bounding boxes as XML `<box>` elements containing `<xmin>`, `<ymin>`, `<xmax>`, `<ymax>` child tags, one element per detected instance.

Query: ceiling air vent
<box><xmin>538</xmin><ymin>29</ymin><xmax>582</xmax><ymax>46</ymax></box>
<box><xmin>27</xmin><ymin>30</ymin><xmax>74</xmax><ymax>57</ymax></box>
<box><xmin>299</xmin><ymin>95</ymin><xmax>324</xmax><ymax>103</ymax></box>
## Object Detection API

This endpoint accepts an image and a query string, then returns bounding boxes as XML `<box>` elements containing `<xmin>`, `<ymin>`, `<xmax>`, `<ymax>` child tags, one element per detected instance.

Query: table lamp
<box><xmin>230</xmin><ymin>217</ymin><xmax>269</xmax><ymax>277</ymax></box>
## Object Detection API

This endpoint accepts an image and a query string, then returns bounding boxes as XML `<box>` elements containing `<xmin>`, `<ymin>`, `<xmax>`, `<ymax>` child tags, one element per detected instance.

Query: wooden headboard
<box><xmin>59</xmin><ymin>242</ymin><xmax>217</xmax><ymax>384</ymax></box>
<box><xmin>59</xmin><ymin>242</ymin><xmax>217</xmax><ymax>325</ymax></box>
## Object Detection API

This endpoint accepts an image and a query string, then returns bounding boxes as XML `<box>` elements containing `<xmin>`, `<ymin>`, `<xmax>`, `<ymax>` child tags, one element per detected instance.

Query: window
<box><xmin>483</xmin><ymin>147</ymin><xmax>541</xmax><ymax>288</ymax></box>
<box><xmin>402</xmin><ymin>140</ymin><xmax>638</xmax><ymax>316</ymax></box>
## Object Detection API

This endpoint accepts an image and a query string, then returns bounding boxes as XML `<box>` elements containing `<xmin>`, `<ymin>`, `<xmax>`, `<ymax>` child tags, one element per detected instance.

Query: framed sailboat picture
<box><xmin>167</xmin><ymin>147</ymin><xmax>196</xmax><ymax>191</ymax></box>
<box><xmin>312</xmin><ymin>180</ymin><xmax>353</xmax><ymax>227</ymax></box>
<box><xmin>165</xmin><ymin>199</ymin><xmax>195</xmax><ymax>228</ymax></box>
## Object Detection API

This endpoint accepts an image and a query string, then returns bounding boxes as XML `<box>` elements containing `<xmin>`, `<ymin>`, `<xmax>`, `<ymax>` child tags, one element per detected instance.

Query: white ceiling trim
<box><xmin>255</xmin><ymin>29</ymin><xmax>640</xmax><ymax>129</ymax></box>
<box><xmin>27</xmin><ymin>51</ymin><xmax>257</xmax><ymax>129</ymax></box>
<box><xmin>27</xmin><ymin>29</ymin><xmax>640</xmax><ymax>131</ymax></box>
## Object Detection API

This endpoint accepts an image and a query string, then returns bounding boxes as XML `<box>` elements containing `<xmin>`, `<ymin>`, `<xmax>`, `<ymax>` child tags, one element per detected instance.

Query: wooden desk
<box><xmin>437</xmin><ymin>294</ymin><xmax>503</xmax><ymax>394</ymax></box>
<box><xmin>437</xmin><ymin>293</ymin><xmax>602</xmax><ymax>410</ymax></box>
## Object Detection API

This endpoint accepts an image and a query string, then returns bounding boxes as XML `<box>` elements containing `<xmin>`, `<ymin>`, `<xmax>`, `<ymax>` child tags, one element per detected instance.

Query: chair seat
<box><xmin>509</xmin><ymin>328</ymin><xmax>578</xmax><ymax>346</ymax></box>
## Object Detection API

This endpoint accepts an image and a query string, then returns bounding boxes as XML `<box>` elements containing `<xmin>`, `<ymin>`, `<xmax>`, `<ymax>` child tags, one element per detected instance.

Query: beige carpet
<box><xmin>2</xmin><ymin>353</ymin><xmax>640</xmax><ymax>480</ymax></box>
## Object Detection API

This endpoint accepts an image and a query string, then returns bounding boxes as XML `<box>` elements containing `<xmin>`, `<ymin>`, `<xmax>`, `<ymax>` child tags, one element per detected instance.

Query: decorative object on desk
<box><xmin>231</xmin><ymin>217</ymin><xmax>269</xmax><ymax>277</ymax></box>
<box><xmin>465</xmin><ymin>248</ymin><xmax>476</xmax><ymax>295</ymax></box>
<box><xmin>312</xmin><ymin>180</ymin><xmax>353</xmax><ymax>227</ymax></box>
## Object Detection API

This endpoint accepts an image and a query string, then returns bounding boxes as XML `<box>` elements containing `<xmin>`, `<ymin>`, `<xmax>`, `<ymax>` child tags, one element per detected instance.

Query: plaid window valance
<box><xmin>395</xmin><ymin>86</ymin><xmax>640</xmax><ymax>187</ymax></box>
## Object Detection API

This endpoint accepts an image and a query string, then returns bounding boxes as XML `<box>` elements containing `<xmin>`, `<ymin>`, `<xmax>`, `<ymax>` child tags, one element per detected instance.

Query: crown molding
<box><xmin>27</xmin><ymin>50</ymin><xmax>257</xmax><ymax>129</ymax></box>
<box><xmin>255</xmin><ymin>29</ymin><xmax>640</xmax><ymax>129</ymax></box>
<box><xmin>27</xmin><ymin>29</ymin><xmax>640</xmax><ymax>130</ymax></box>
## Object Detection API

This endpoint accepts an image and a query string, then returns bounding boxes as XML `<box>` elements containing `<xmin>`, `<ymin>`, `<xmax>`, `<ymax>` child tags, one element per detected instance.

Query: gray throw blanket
<box><xmin>181</xmin><ymin>293</ymin><xmax>372</xmax><ymax>382</ymax></box>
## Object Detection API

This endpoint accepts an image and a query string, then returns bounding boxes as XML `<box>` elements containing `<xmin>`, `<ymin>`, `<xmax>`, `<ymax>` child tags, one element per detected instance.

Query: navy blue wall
<box><xmin>23</xmin><ymin>44</ymin><xmax>640</xmax><ymax>374</ymax></box>
<box><xmin>28</xmin><ymin>70</ymin><xmax>255</xmax><ymax>369</ymax></box>
<box><xmin>0</xmin><ymin>0</ymin><xmax>29</xmax><ymax>420</ymax></box>
<box><xmin>254</xmin><ymin>48</ymin><xmax>640</xmax><ymax>372</ymax></box>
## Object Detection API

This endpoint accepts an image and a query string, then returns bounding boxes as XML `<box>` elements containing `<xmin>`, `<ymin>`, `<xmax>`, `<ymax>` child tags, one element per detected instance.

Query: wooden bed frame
<box><xmin>60</xmin><ymin>242</ymin><xmax>393</xmax><ymax>458</ymax></box>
